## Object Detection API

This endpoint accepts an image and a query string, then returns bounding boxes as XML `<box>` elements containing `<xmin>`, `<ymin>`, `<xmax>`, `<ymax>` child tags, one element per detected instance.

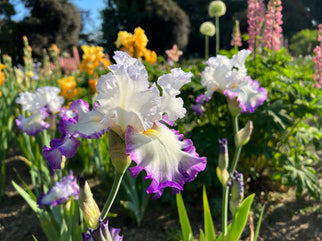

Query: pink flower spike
<box><xmin>313</xmin><ymin>24</ymin><xmax>322</xmax><ymax>88</ymax></box>
<box><xmin>263</xmin><ymin>0</ymin><xmax>283</xmax><ymax>51</ymax></box>
<box><xmin>247</xmin><ymin>0</ymin><xmax>265</xmax><ymax>52</ymax></box>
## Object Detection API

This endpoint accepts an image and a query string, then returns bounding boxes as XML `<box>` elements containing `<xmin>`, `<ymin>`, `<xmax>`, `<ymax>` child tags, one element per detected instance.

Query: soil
<box><xmin>0</xmin><ymin>156</ymin><xmax>321</xmax><ymax>241</ymax></box>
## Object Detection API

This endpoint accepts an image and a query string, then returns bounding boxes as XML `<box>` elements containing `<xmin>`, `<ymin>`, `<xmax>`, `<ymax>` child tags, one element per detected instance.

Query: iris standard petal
<box><xmin>157</xmin><ymin>68</ymin><xmax>192</xmax><ymax>121</ymax></box>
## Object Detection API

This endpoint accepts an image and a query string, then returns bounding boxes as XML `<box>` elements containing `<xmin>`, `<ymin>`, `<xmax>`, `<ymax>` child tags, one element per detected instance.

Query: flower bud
<box><xmin>235</xmin><ymin>120</ymin><xmax>253</xmax><ymax>147</ymax></box>
<box><xmin>218</xmin><ymin>138</ymin><xmax>229</xmax><ymax>170</ymax></box>
<box><xmin>79</xmin><ymin>177</ymin><xmax>101</xmax><ymax>229</ymax></box>
<box><xmin>208</xmin><ymin>1</ymin><xmax>227</xmax><ymax>18</ymax></box>
<box><xmin>200</xmin><ymin>21</ymin><xmax>216</xmax><ymax>37</ymax></box>
<box><xmin>108</xmin><ymin>129</ymin><xmax>132</xmax><ymax>174</ymax></box>
<box><xmin>216</xmin><ymin>138</ymin><xmax>229</xmax><ymax>186</ymax></box>
<box><xmin>228</xmin><ymin>171</ymin><xmax>244</xmax><ymax>217</ymax></box>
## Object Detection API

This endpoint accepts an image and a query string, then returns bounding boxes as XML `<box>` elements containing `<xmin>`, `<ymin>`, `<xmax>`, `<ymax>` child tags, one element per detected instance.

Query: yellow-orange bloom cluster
<box><xmin>58</xmin><ymin>76</ymin><xmax>82</xmax><ymax>100</ymax></box>
<box><xmin>115</xmin><ymin>27</ymin><xmax>157</xmax><ymax>64</ymax></box>
<box><xmin>79</xmin><ymin>45</ymin><xmax>111</xmax><ymax>74</ymax></box>
<box><xmin>88</xmin><ymin>79</ymin><xmax>98</xmax><ymax>94</ymax></box>
<box><xmin>0</xmin><ymin>64</ymin><xmax>5</xmax><ymax>97</ymax></box>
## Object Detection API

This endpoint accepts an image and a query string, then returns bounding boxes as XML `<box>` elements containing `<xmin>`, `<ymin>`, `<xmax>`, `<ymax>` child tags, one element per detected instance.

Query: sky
<box><xmin>10</xmin><ymin>0</ymin><xmax>106</xmax><ymax>33</ymax></box>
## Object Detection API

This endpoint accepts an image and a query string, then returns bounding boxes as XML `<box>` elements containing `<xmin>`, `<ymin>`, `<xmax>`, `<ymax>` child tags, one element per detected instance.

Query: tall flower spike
<box><xmin>201</xmin><ymin>50</ymin><xmax>267</xmax><ymax>114</ymax></box>
<box><xmin>263</xmin><ymin>0</ymin><xmax>283</xmax><ymax>51</ymax></box>
<box><xmin>247</xmin><ymin>0</ymin><xmax>265</xmax><ymax>52</ymax></box>
<box><xmin>44</xmin><ymin>51</ymin><xmax>207</xmax><ymax>198</ymax></box>
<box><xmin>313</xmin><ymin>24</ymin><xmax>322</xmax><ymax>88</ymax></box>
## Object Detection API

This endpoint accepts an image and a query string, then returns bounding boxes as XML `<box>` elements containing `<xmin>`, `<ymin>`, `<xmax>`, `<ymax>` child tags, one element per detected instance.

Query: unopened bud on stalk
<box><xmin>228</xmin><ymin>171</ymin><xmax>244</xmax><ymax>217</ymax></box>
<box><xmin>235</xmin><ymin>120</ymin><xmax>253</xmax><ymax>147</ymax></box>
<box><xmin>216</xmin><ymin>138</ymin><xmax>230</xmax><ymax>186</ymax></box>
<box><xmin>79</xmin><ymin>177</ymin><xmax>101</xmax><ymax>229</ymax></box>
<box><xmin>108</xmin><ymin>129</ymin><xmax>132</xmax><ymax>174</ymax></box>
<box><xmin>208</xmin><ymin>0</ymin><xmax>227</xmax><ymax>18</ymax></box>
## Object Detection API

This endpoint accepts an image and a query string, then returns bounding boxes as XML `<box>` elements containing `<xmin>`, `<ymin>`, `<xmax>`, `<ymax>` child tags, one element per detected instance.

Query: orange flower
<box><xmin>88</xmin><ymin>79</ymin><xmax>98</xmax><ymax>93</ymax></box>
<box><xmin>143</xmin><ymin>49</ymin><xmax>157</xmax><ymax>64</ymax></box>
<box><xmin>49</xmin><ymin>44</ymin><xmax>60</xmax><ymax>55</ymax></box>
<box><xmin>0</xmin><ymin>64</ymin><xmax>5</xmax><ymax>87</ymax></box>
<box><xmin>58</xmin><ymin>76</ymin><xmax>82</xmax><ymax>99</ymax></box>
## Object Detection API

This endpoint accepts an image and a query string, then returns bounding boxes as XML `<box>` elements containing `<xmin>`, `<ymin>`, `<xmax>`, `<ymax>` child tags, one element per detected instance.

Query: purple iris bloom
<box><xmin>37</xmin><ymin>171</ymin><xmax>79</xmax><ymax>208</ymax></box>
<box><xmin>82</xmin><ymin>218</ymin><xmax>123</xmax><ymax>241</ymax></box>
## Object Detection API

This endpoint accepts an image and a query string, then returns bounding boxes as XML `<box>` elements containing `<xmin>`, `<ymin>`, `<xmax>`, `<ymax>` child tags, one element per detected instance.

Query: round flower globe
<box><xmin>208</xmin><ymin>0</ymin><xmax>227</xmax><ymax>17</ymax></box>
<box><xmin>200</xmin><ymin>21</ymin><xmax>216</xmax><ymax>37</ymax></box>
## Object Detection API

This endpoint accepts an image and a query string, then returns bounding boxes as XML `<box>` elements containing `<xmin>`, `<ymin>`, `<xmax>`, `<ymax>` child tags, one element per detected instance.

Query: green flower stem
<box><xmin>222</xmin><ymin>185</ymin><xmax>229</xmax><ymax>238</ymax></box>
<box><xmin>205</xmin><ymin>36</ymin><xmax>209</xmax><ymax>59</ymax></box>
<box><xmin>216</xmin><ymin>16</ymin><xmax>220</xmax><ymax>55</ymax></box>
<box><xmin>230</xmin><ymin>115</ymin><xmax>242</xmax><ymax>174</ymax></box>
<box><xmin>100</xmin><ymin>171</ymin><xmax>125</xmax><ymax>220</ymax></box>
<box><xmin>221</xmin><ymin>115</ymin><xmax>242</xmax><ymax>239</ymax></box>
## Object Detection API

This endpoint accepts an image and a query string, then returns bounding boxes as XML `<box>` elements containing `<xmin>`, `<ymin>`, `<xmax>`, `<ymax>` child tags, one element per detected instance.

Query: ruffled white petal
<box><xmin>96</xmin><ymin>65</ymin><xmax>161</xmax><ymax>133</ymax></box>
<box><xmin>157</xmin><ymin>68</ymin><xmax>192</xmax><ymax>121</ymax></box>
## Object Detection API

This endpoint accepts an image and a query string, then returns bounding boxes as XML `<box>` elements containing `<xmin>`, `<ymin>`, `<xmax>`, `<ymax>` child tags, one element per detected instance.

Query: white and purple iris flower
<box><xmin>43</xmin><ymin>51</ymin><xmax>207</xmax><ymax>198</ymax></box>
<box><xmin>192</xmin><ymin>94</ymin><xmax>211</xmax><ymax>116</ymax></box>
<box><xmin>16</xmin><ymin>86</ymin><xmax>64</xmax><ymax>135</ymax></box>
<box><xmin>82</xmin><ymin>218</ymin><xmax>123</xmax><ymax>241</ymax></box>
<box><xmin>37</xmin><ymin>171</ymin><xmax>79</xmax><ymax>208</ymax></box>
<box><xmin>200</xmin><ymin>49</ymin><xmax>267</xmax><ymax>113</ymax></box>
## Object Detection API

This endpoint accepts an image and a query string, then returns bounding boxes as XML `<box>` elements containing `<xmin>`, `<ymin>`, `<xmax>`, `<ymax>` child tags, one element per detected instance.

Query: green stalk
<box><xmin>222</xmin><ymin>185</ymin><xmax>229</xmax><ymax>239</ymax></box>
<box><xmin>216</xmin><ymin>16</ymin><xmax>220</xmax><ymax>55</ymax></box>
<box><xmin>205</xmin><ymin>36</ymin><xmax>209</xmax><ymax>59</ymax></box>
<box><xmin>230</xmin><ymin>115</ymin><xmax>242</xmax><ymax>174</ymax></box>
<box><xmin>221</xmin><ymin>115</ymin><xmax>242</xmax><ymax>239</ymax></box>
<box><xmin>100</xmin><ymin>171</ymin><xmax>125</xmax><ymax>220</ymax></box>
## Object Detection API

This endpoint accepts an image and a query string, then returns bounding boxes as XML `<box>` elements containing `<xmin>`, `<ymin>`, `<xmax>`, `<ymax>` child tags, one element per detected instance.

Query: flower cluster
<box><xmin>43</xmin><ymin>51</ymin><xmax>206</xmax><ymax>198</ymax></box>
<box><xmin>263</xmin><ymin>0</ymin><xmax>283</xmax><ymax>51</ymax></box>
<box><xmin>247</xmin><ymin>0</ymin><xmax>265</xmax><ymax>51</ymax></box>
<box><xmin>58</xmin><ymin>76</ymin><xmax>82</xmax><ymax>100</ymax></box>
<box><xmin>37</xmin><ymin>171</ymin><xmax>79</xmax><ymax>208</ymax></box>
<box><xmin>313</xmin><ymin>24</ymin><xmax>322</xmax><ymax>88</ymax></box>
<box><xmin>200</xmin><ymin>50</ymin><xmax>267</xmax><ymax>114</ymax></box>
<box><xmin>59</xmin><ymin>47</ymin><xmax>81</xmax><ymax>74</ymax></box>
<box><xmin>0</xmin><ymin>64</ymin><xmax>5</xmax><ymax>97</ymax></box>
<box><xmin>79</xmin><ymin>45</ymin><xmax>111</xmax><ymax>74</ymax></box>
<box><xmin>200</xmin><ymin>21</ymin><xmax>216</xmax><ymax>37</ymax></box>
<box><xmin>16</xmin><ymin>86</ymin><xmax>64</xmax><ymax>136</ymax></box>
<box><xmin>115</xmin><ymin>27</ymin><xmax>157</xmax><ymax>64</ymax></box>
<box><xmin>165</xmin><ymin>44</ymin><xmax>183</xmax><ymax>65</ymax></box>
<box><xmin>231</xmin><ymin>20</ymin><xmax>242</xmax><ymax>48</ymax></box>
<box><xmin>208</xmin><ymin>0</ymin><xmax>226</xmax><ymax>18</ymax></box>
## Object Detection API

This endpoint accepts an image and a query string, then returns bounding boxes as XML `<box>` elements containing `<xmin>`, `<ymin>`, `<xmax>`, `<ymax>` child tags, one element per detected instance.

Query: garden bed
<box><xmin>1</xmin><ymin>154</ymin><xmax>321</xmax><ymax>241</ymax></box>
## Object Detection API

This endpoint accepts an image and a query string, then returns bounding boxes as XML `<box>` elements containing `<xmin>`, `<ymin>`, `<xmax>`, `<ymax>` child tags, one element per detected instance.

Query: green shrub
<box><xmin>289</xmin><ymin>29</ymin><xmax>319</xmax><ymax>57</ymax></box>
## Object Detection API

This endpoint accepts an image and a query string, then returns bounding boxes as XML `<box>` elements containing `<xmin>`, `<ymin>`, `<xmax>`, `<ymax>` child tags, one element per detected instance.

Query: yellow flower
<box><xmin>133</xmin><ymin>27</ymin><xmax>148</xmax><ymax>51</ymax></box>
<box><xmin>0</xmin><ymin>64</ymin><xmax>5</xmax><ymax>87</ymax></box>
<box><xmin>115</xmin><ymin>31</ymin><xmax>133</xmax><ymax>49</ymax></box>
<box><xmin>143</xmin><ymin>49</ymin><xmax>157</xmax><ymax>64</ymax></box>
<box><xmin>58</xmin><ymin>76</ymin><xmax>82</xmax><ymax>99</ymax></box>
<box><xmin>88</xmin><ymin>79</ymin><xmax>98</xmax><ymax>94</ymax></box>
<box><xmin>49</xmin><ymin>44</ymin><xmax>60</xmax><ymax>55</ymax></box>
<box><xmin>80</xmin><ymin>45</ymin><xmax>106</xmax><ymax>74</ymax></box>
